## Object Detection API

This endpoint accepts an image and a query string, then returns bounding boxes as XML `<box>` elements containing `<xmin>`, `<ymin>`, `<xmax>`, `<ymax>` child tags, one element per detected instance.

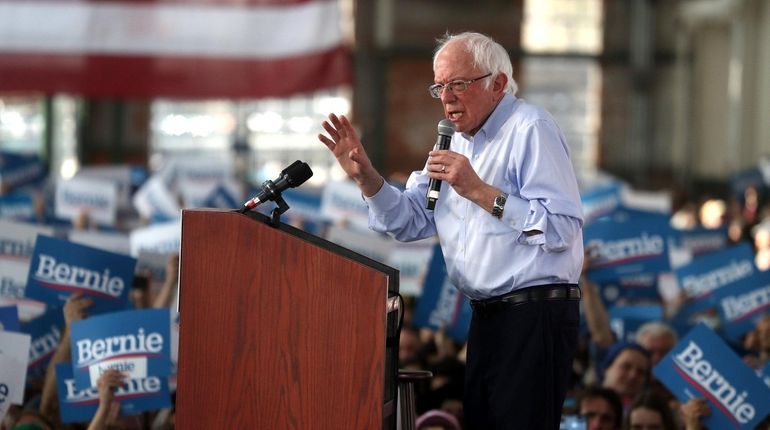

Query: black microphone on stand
<box><xmin>240</xmin><ymin>160</ymin><xmax>313</xmax><ymax>212</ymax></box>
<box><xmin>426</xmin><ymin>119</ymin><xmax>455</xmax><ymax>210</ymax></box>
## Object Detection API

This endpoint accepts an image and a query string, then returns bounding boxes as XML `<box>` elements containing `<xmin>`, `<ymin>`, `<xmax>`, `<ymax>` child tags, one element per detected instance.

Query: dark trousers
<box><xmin>464</xmin><ymin>296</ymin><xmax>579</xmax><ymax>430</ymax></box>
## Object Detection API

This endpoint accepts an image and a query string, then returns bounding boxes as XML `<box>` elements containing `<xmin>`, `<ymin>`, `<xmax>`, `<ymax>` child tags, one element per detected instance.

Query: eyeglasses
<box><xmin>428</xmin><ymin>73</ymin><xmax>492</xmax><ymax>98</ymax></box>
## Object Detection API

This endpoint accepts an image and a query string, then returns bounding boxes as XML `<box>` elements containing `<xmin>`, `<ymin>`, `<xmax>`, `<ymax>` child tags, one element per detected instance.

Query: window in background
<box><xmin>522</xmin><ymin>0</ymin><xmax>602</xmax><ymax>183</ymax></box>
<box><xmin>149</xmin><ymin>87</ymin><xmax>351</xmax><ymax>187</ymax></box>
<box><xmin>0</xmin><ymin>96</ymin><xmax>45</xmax><ymax>155</ymax></box>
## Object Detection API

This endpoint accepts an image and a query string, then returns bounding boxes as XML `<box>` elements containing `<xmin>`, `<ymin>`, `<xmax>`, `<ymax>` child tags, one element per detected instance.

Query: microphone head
<box><xmin>283</xmin><ymin>160</ymin><xmax>313</xmax><ymax>187</ymax></box>
<box><xmin>438</xmin><ymin>119</ymin><xmax>455</xmax><ymax>137</ymax></box>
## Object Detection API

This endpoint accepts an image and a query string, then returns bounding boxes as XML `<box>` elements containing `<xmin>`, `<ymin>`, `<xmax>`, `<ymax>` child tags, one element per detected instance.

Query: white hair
<box><xmin>635</xmin><ymin>321</ymin><xmax>678</xmax><ymax>343</ymax></box>
<box><xmin>433</xmin><ymin>32</ymin><xmax>518</xmax><ymax>95</ymax></box>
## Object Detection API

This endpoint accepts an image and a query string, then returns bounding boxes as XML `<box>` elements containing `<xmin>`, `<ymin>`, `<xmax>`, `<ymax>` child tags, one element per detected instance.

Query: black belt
<box><xmin>470</xmin><ymin>284</ymin><xmax>581</xmax><ymax>314</ymax></box>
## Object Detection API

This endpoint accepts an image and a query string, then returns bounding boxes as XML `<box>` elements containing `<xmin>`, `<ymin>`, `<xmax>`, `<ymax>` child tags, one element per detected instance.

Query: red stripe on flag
<box><xmin>0</xmin><ymin>47</ymin><xmax>351</xmax><ymax>99</ymax></box>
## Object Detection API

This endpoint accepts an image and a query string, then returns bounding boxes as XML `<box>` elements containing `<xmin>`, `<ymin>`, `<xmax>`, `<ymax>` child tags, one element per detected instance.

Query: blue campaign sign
<box><xmin>0</xmin><ymin>192</ymin><xmax>35</xmax><ymax>221</ymax></box>
<box><xmin>25</xmin><ymin>235</ymin><xmax>135</xmax><ymax>314</ymax></box>
<box><xmin>412</xmin><ymin>245</ymin><xmax>472</xmax><ymax>343</ymax></box>
<box><xmin>0</xmin><ymin>305</ymin><xmax>19</xmax><ymax>332</ymax></box>
<box><xmin>0</xmin><ymin>151</ymin><xmax>46</xmax><ymax>193</ymax></box>
<box><xmin>56</xmin><ymin>362</ymin><xmax>171</xmax><ymax>423</ymax></box>
<box><xmin>713</xmin><ymin>270</ymin><xmax>770</xmax><ymax>342</ymax></box>
<box><xmin>20</xmin><ymin>307</ymin><xmax>64</xmax><ymax>378</ymax></box>
<box><xmin>592</xmin><ymin>273</ymin><xmax>659</xmax><ymax>306</ymax></box>
<box><xmin>608</xmin><ymin>304</ymin><xmax>663</xmax><ymax>342</ymax></box>
<box><xmin>674</xmin><ymin>243</ymin><xmax>756</xmax><ymax>314</ymax></box>
<box><xmin>653</xmin><ymin>323</ymin><xmax>770</xmax><ymax>429</ymax></box>
<box><xmin>70</xmin><ymin>308</ymin><xmax>171</xmax><ymax>389</ymax></box>
<box><xmin>202</xmin><ymin>184</ymin><xmax>240</xmax><ymax>209</ymax></box>
<box><xmin>673</xmin><ymin>226</ymin><xmax>729</xmax><ymax>257</ymax></box>
<box><xmin>584</xmin><ymin>212</ymin><xmax>671</xmax><ymax>295</ymax></box>
<box><xmin>581</xmin><ymin>183</ymin><xmax>622</xmax><ymax>225</ymax></box>
<box><xmin>760</xmin><ymin>362</ymin><xmax>770</xmax><ymax>390</ymax></box>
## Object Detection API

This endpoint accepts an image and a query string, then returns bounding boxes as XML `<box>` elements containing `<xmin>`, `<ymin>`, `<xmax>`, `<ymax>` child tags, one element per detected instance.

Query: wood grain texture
<box><xmin>177</xmin><ymin>210</ymin><xmax>387</xmax><ymax>429</ymax></box>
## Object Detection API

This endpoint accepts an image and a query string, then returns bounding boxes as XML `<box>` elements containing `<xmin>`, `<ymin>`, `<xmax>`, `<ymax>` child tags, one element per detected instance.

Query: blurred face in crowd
<box><xmin>757</xmin><ymin>314</ymin><xmax>770</xmax><ymax>354</ymax></box>
<box><xmin>637</xmin><ymin>332</ymin><xmax>676</xmax><ymax>366</ymax></box>
<box><xmin>628</xmin><ymin>406</ymin><xmax>664</xmax><ymax>430</ymax></box>
<box><xmin>399</xmin><ymin>329</ymin><xmax>421</xmax><ymax>366</ymax></box>
<box><xmin>602</xmin><ymin>349</ymin><xmax>650</xmax><ymax>398</ymax></box>
<box><xmin>433</xmin><ymin>41</ymin><xmax>504</xmax><ymax>135</ymax></box>
<box><xmin>580</xmin><ymin>397</ymin><xmax>617</xmax><ymax>430</ymax></box>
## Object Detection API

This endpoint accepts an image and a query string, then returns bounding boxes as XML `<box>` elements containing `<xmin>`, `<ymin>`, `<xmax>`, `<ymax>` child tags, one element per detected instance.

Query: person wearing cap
<box><xmin>320</xmin><ymin>31</ymin><xmax>583</xmax><ymax>430</ymax></box>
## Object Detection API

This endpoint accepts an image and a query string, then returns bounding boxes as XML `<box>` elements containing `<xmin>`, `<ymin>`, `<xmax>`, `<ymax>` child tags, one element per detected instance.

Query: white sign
<box><xmin>325</xmin><ymin>224</ymin><xmax>394</xmax><ymax>264</ymax></box>
<box><xmin>132</xmin><ymin>176</ymin><xmax>180</xmax><ymax>221</ymax></box>
<box><xmin>130</xmin><ymin>221</ymin><xmax>181</xmax><ymax>257</ymax></box>
<box><xmin>68</xmin><ymin>231</ymin><xmax>131</xmax><ymax>256</ymax></box>
<box><xmin>0</xmin><ymin>220</ymin><xmax>53</xmax><ymax>262</ymax></box>
<box><xmin>55</xmin><ymin>177</ymin><xmax>118</xmax><ymax>226</ymax></box>
<box><xmin>320</xmin><ymin>179</ymin><xmax>370</xmax><ymax>230</ymax></box>
<box><xmin>0</xmin><ymin>330</ymin><xmax>32</xmax><ymax>405</ymax></box>
<box><xmin>0</xmin><ymin>259</ymin><xmax>46</xmax><ymax>322</ymax></box>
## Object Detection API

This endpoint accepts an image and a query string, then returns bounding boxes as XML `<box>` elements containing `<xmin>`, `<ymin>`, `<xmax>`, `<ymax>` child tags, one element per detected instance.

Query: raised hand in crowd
<box><xmin>580</xmin><ymin>246</ymin><xmax>615</xmax><ymax>351</ymax></box>
<box><xmin>39</xmin><ymin>292</ymin><xmax>95</xmax><ymax>424</ymax></box>
<box><xmin>153</xmin><ymin>254</ymin><xmax>179</xmax><ymax>309</ymax></box>
<box><xmin>680</xmin><ymin>397</ymin><xmax>711</xmax><ymax>430</ymax></box>
<box><xmin>87</xmin><ymin>368</ymin><xmax>126</xmax><ymax>430</ymax></box>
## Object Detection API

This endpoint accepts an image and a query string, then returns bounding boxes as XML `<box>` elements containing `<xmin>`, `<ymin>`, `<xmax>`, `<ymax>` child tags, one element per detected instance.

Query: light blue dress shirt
<box><xmin>365</xmin><ymin>94</ymin><xmax>584</xmax><ymax>300</ymax></box>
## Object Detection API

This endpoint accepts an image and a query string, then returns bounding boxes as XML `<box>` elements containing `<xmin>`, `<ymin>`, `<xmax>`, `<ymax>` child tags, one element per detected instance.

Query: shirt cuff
<box><xmin>363</xmin><ymin>179</ymin><xmax>400</xmax><ymax>213</ymax></box>
<box><xmin>502</xmin><ymin>195</ymin><xmax>531</xmax><ymax>232</ymax></box>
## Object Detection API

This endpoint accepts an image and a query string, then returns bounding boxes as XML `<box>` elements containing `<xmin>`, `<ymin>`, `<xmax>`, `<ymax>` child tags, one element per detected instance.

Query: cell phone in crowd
<box><xmin>560</xmin><ymin>415</ymin><xmax>587</xmax><ymax>430</ymax></box>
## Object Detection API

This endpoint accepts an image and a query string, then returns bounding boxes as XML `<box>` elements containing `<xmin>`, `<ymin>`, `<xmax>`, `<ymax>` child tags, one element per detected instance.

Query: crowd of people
<box><xmin>2</xmin><ymin>29</ymin><xmax>770</xmax><ymax>430</ymax></box>
<box><xmin>397</xmin><ymin>187</ymin><xmax>770</xmax><ymax>429</ymax></box>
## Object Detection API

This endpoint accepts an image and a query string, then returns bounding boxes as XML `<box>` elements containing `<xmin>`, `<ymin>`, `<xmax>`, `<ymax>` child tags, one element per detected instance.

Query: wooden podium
<box><xmin>176</xmin><ymin>209</ymin><xmax>399</xmax><ymax>429</ymax></box>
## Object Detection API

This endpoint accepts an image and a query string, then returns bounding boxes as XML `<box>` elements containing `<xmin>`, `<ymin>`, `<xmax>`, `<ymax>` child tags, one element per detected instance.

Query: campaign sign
<box><xmin>132</xmin><ymin>176</ymin><xmax>180</xmax><ymax>222</ymax></box>
<box><xmin>320</xmin><ymin>179</ymin><xmax>370</xmax><ymax>231</ymax></box>
<box><xmin>201</xmin><ymin>183</ymin><xmax>241</xmax><ymax>209</ymax></box>
<box><xmin>673</xmin><ymin>226</ymin><xmax>729</xmax><ymax>257</ymax></box>
<box><xmin>56</xmin><ymin>362</ymin><xmax>171</xmax><ymax>423</ymax></box>
<box><xmin>0</xmin><ymin>260</ymin><xmax>46</xmax><ymax>322</ymax></box>
<box><xmin>25</xmin><ymin>236</ymin><xmax>134</xmax><ymax>315</ymax></box>
<box><xmin>0</xmin><ymin>151</ymin><xmax>45</xmax><ymax>194</ymax></box>
<box><xmin>70</xmin><ymin>308</ymin><xmax>170</xmax><ymax>389</ymax></box>
<box><xmin>325</xmin><ymin>224</ymin><xmax>394</xmax><ymax>265</ymax></box>
<box><xmin>584</xmin><ymin>213</ymin><xmax>671</xmax><ymax>296</ymax></box>
<box><xmin>674</xmin><ymin>243</ymin><xmax>756</xmax><ymax>314</ymax></box>
<box><xmin>129</xmin><ymin>221</ymin><xmax>180</xmax><ymax>257</ymax></box>
<box><xmin>759</xmin><ymin>362</ymin><xmax>770</xmax><ymax>390</ymax></box>
<box><xmin>0</xmin><ymin>192</ymin><xmax>35</xmax><ymax>221</ymax></box>
<box><xmin>1</xmin><ymin>353</ymin><xmax>26</xmax><ymax>417</ymax></box>
<box><xmin>580</xmin><ymin>183</ymin><xmax>622</xmax><ymax>225</ymax></box>
<box><xmin>412</xmin><ymin>245</ymin><xmax>472</xmax><ymax>342</ymax></box>
<box><xmin>0</xmin><ymin>306</ymin><xmax>19</xmax><ymax>332</ymax></box>
<box><xmin>591</xmin><ymin>273</ymin><xmax>660</xmax><ymax>305</ymax></box>
<box><xmin>713</xmin><ymin>270</ymin><xmax>770</xmax><ymax>342</ymax></box>
<box><xmin>608</xmin><ymin>304</ymin><xmax>663</xmax><ymax>343</ymax></box>
<box><xmin>653</xmin><ymin>323</ymin><xmax>770</xmax><ymax>429</ymax></box>
<box><xmin>0</xmin><ymin>220</ymin><xmax>54</xmax><ymax>262</ymax></box>
<box><xmin>20</xmin><ymin>307</ymin><xmax>64</xmax><ymax>378</ymax></box>
<box><xmin>68</xmin><ymin>230</ymin><xmax>131</xmax><ymax>256</ymax></box>
<box><xmin>55</xmin><ymin>177</ymin><xmax>118</xmax><ymax>227</ymax></box>
<box><xmin>387</xmin><ymin>238</ymin><xmax>436</xmax><ymax>297</ymax></box>
<box><xmin>0</xmin><ymin>330</ymin><xmax>31</xmax><ymax>405</ymax></box>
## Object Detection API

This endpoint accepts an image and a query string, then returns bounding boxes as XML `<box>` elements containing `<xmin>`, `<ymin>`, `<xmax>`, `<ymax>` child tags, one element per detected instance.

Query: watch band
<box><xmin>492</xmin><ymin>193</ymin><xmax>507</xmax><ymax>219</ymax></box>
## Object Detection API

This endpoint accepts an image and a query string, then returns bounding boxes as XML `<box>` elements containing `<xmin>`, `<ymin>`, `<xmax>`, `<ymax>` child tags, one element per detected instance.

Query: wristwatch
<box><xmin>491</xmin><ymin>193</ymin><xmax>507</xmax><ymax>219</ymax></box>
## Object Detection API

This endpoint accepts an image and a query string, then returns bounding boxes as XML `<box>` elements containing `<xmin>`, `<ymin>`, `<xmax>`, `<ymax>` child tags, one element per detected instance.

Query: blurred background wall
<box><xmin>1</xmin><ymin>0</ymin><xmax>769</xmax><ymax>205</ymax></box>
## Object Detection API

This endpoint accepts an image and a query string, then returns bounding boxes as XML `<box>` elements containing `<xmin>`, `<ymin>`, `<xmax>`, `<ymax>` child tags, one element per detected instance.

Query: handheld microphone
<box><xmin>241</xmin><ymin>160</ymin><xmax>313</xmax><ymax>211</ymax></box>
<box><xmin>426</xmin><ymin>119</ymin><xmax>455</xmax><ymax>210</ymax></box>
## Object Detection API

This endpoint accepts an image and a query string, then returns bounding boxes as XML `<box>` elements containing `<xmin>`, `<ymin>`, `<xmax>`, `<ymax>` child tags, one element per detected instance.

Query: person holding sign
<box><xmin>319</xmin><ymin>31</ymin><xmax>584</xmax><ymax>429</ymax></box>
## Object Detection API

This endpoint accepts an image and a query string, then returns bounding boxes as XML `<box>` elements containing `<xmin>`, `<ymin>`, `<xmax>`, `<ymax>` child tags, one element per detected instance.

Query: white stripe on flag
<box><xmin>0</xmin><ymin>1</ymin><xmax>342</xmax><ymax>59</ymax></box>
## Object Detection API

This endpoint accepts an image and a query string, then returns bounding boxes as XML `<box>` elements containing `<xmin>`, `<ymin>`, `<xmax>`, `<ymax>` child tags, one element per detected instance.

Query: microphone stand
<box><xmin>237</xmin><ymin>192</ymin><xmax>290</xmax><ymax>228</ymax></box>
<box><xmin>269</xmin><ymin>194</ymin><xmax>289</xmax><ymax>227</ymax></box>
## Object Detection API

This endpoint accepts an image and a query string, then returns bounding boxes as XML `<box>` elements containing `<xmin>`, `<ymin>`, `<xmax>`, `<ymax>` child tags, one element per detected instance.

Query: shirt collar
<box><xmin>460</xmin><ymin>93</ymin><xmax>517</xmax><ymax>141</ymax></box>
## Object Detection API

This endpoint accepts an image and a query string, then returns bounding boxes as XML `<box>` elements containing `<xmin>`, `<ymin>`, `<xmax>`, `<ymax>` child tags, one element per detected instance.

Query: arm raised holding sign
<box><xmin>87</xmin><ymin>368</ymin><xmax>126</xmax><ymax>430</ymax></box>
<box><xmin>39</xmin><ymin>293</ymin><xmax>94</xmax><ymax>426</ymax></box>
